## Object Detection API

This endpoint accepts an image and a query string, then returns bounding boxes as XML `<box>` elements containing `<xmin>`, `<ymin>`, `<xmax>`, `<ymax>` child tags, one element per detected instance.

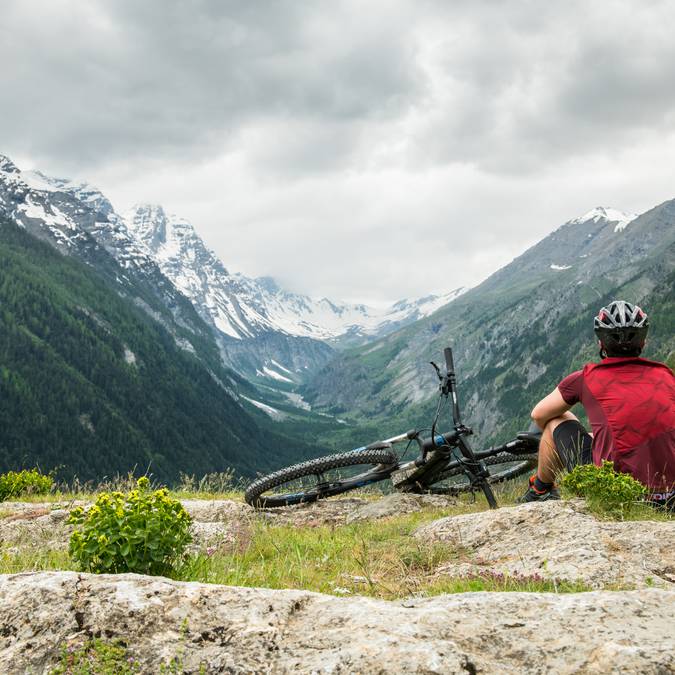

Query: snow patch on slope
<box><xmin>569</xmin><ymin>206</ymin><xmax>639</xmax><ymax>232</ymax></box>
<box><xmin>241</xmin><ymin>396</ymin><xmax>287</xmax><ymax>420</ymax></box>
<box><xmin>257</xmin><ymin>366</ymin><xmax>294</xmax><ymax>383</ymax></box>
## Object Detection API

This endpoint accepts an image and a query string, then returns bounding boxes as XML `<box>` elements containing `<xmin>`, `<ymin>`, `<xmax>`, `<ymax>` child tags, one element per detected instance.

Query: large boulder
<box><xmin>415</xmin><ymin>500</ymin><xmax>675</xmax><ymax>589</ymax></box>
<box><xmin>0</xmin><ymin>572</ymin><xmax>673</xmax><ymax>673</ymax></box>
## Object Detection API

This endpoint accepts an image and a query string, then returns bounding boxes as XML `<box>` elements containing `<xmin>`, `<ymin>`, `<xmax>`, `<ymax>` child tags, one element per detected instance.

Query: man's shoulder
<box><xmin>583</xmin><ymin>357</ymin><xmax>675</xmax><ymax>388</ymax></box>
<box><xmin>590</xmin><ymin>356</ymin><xmax>673</xmax><ymax>373</ymax></box>
<box><xmin>558</xmin><ymin>369</ymin><xmax>584</xmax><ymax>385</ymax></box>
<box><xmin>634</xmin><ymin>357</ymin><xmax>675</xmax><ymax>375</ymax></box>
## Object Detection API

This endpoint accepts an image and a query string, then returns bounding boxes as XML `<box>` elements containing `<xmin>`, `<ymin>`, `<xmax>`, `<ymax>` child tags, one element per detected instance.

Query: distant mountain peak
<box><xmin>125</xmin><ymin>203</ymin><xmax>171</xmax><ymax>249</ymax></box>
<box><xmin>21</xmin><ymin>170</ymin><xmax>116</xmax><ymax>218</ymax></box>
<box><xmin>0</xmin><ymin>152</ymin><xmax>468</xmax><ymax>379</ymax></box>
<box><xmin>569</xmin><ymin>206</ymin><xmax>639</xmax><ymax>232</ymax></box>
<box><xmin>0</xmin><ymin>154</ymin><xmax>19</xmax><ymax>174</ymax></box>
<box><xmin>122</xmin><ymin>203</ymin><xmax>466</xmax><ymax>346</ymax></box>
<box><xmin>255</xmin><ymin>276</ymin><xmax>281</xmax><ymax>293</ymax></box>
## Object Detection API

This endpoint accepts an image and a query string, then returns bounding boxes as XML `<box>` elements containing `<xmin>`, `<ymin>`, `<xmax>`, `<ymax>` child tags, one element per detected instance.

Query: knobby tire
<box><xmin>245</xmin><ymin>447</ymin><xmax>398</xmax><ymax>508</ymax></box>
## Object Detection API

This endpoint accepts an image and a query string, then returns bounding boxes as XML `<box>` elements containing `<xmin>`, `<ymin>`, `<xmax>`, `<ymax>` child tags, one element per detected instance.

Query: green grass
<box><xmin>52</xmin><ymin>638</ymin><xmax>140</xmax><ymax>674</ymax></box>
<box><xmin>170</xmin><ymin>504</ymin><xmax>597</xmax><ymax>599</ymax></box>
<box><xmin>0</xmin><ymin>496</ymin><xmax>591</xmax><ymax>598</ymax></box>
<box><xmin>3</xmin><ymin>470</ymin><xmax>248</xmax><ymax>504</ymax></box>
<box><xmin>0</xmin><ymin>473</ymin><xmax>669</xmax><ymax>599</ymax></box>
<box><xmin>0</xmin><ymin>547</ymin><xmax>74</xmax><ymax>574</ymax></box>
<box><xmin>175</xmin><ymin>508</ymin><xmax>464</xmax><ymax>598</ymax></box>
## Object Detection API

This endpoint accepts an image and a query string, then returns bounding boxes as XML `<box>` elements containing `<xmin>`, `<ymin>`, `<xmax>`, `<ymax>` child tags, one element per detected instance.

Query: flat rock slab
<box><xmin>0</xmin><ymin>506</ymin><xmax>73</xmax><ymax>552</ymax></box>
<box><xmin>345</xmin><ymin>492</ymin><xmax>456</xmax><ymax>523</ymax></box>
<box><xmin>259</xmin><ymin>497</ymin><xmax>371</xmax><ymax>527</ymax></box>
<box><xmin>181</xmin><ymin>499</ymin><xmax>253</xmax><ymax>523</ymax></box>
<box><xmin>0</xmin><ymin>572</ymin><xmax>673</xmax><ymax>674</ymax></box>
<box><xmin>415</xmin><ymin>500</ymin><xmax>675</xmax><ymax>589</ymax></box>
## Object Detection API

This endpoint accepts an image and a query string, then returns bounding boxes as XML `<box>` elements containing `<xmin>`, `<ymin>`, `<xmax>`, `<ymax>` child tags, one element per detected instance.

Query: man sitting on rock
<box><xmin>519</xmin><ymin>299</ymin><xmax>675</xmax><ymax>507</ymax></box>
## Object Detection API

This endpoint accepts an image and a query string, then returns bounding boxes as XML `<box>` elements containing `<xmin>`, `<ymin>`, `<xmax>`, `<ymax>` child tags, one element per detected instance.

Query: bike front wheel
<box><xmin>426</xmin><ymin>452</ymin><xmax>536</xmax><ymax>496</ymax></box>
<box><xmin>245</xmin><ymin>447</ymin><xmax>398</xmax><ymax>508</ymax></box>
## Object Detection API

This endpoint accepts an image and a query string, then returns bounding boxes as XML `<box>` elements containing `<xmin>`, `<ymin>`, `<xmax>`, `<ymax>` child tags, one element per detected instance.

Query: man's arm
<box><xmin>531</xmin><ymin>387</ymin><xmax>572</xmax><ymax>430</ymax></box>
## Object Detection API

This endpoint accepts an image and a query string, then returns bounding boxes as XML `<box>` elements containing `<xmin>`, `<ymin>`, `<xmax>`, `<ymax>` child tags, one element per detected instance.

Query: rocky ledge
<box><xmin>415</xmin><ymin>500</ymin><xmax>675</xmax><ymax>589</ymax></box>
<box><xmin>0</xmin><ymin>571</ymin><xmax>673</xmax><ymax>674</ymax></box>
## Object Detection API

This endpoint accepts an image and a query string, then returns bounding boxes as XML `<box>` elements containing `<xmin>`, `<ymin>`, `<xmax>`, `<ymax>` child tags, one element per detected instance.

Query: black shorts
<box><xmin>553</xmin><ymin>420</ymin><xmax>593</xmax><ymax>472</ymax></box>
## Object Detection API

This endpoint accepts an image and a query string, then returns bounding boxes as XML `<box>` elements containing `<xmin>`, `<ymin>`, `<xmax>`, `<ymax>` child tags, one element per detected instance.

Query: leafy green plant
<box><xmin>67</xmin><ymin>477</ymin><xmax>192</xmax><ymax>575</ymax></box>
<box><xmin>561</xmin><ymin>461</ymin><xmax>647</xmax><ymax>516</ymax></box>
<box><xmin>0</xmin><ymin>469</ymin><xmax>53</xmax><ymax>501</ymax></box>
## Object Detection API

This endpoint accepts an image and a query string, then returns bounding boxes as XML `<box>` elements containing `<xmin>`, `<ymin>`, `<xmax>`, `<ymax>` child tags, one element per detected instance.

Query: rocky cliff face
<box><xmin>0</xmin><ymin>155</ymin><xmax>212</xmax><ymax>350</ymax></box>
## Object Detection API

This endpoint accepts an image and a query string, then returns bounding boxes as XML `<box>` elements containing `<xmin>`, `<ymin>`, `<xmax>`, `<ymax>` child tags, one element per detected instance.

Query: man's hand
<box><xmin>531</xmin><ymin>387</ymin><xmax>572</xmax><ymax>430</ymax></box>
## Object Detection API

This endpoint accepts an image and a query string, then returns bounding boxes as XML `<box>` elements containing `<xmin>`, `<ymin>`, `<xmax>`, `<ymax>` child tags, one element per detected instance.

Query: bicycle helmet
<box><xmin>594</xmin><ymin>300</ymin><xmax>649</xmax><ymax>356</ymax></box>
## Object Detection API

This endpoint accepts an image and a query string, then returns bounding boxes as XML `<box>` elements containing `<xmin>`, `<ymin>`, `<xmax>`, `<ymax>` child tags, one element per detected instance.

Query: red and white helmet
<box><xmin>594</xmin><ymin>300</ymin><xmax>649</xmax><ymax>354</ymax></box>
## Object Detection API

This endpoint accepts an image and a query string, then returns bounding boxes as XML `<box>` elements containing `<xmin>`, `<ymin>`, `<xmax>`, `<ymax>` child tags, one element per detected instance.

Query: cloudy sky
<box><xmin>3</xmin><ymin>0</ymin><xmax>675</xmax><ymax>303</ymax></box>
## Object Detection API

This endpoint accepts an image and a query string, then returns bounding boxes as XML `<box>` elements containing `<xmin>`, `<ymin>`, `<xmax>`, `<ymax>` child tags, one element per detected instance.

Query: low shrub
<box><xmin>52</xmin><ymin>638</ymin><xmax>139</xmax><ymax>674</ymax></box>
<box><xmin>0</xmin><ymin>469</ymin><xmax>53</xmax><ymax>501</ymax></box>
<box><xmin>561</xmin><ymin>460</ymin><xmax>647</xmax><ymax>515</ymax></box>
<box><xmin>68</xmin><ymin>477</ymin><xmax>192</xmax><ymax>575</ymax></box>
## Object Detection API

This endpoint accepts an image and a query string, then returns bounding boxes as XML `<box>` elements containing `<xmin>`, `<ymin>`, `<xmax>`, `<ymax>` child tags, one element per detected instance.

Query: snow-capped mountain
<box><xmin>0</xmin><ymin>154</ymin><xmax>215</xmax><ymax>354</ymax></box>
<box><xmin>303</xmin><ymin>198</ymin><xmax>674</xmax><ymax>433</ymax></box>
<box><xmin>539</xmin><ymin>205</ymin><xmax>642</xmax><ymax>276</ymax></box>
<box><xmin>568</xmin><ymin>206</ymin><xmax>638</xmax><ymax>233</ymax></box>
<box><xmin>124</xmin><ymin>203</ymin><xmax>466</xmax><ymax>346</ymax></box>
<box><xmin>2</xmin><ymin>157</ymin><xmax>141</xmax><ymax>265</ymax></box>
<box><xmin>1</xmin><ymin>152</ymin><xmax>467</xmax><ymax>384</ymax></box>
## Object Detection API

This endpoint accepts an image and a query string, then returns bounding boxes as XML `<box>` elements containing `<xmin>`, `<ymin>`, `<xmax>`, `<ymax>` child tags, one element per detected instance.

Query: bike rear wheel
<box><xmin>427</xmin><ymin>453</ymin><xmax>536</xmax><ymax>495</ymax></box>
<box><xmin>245</xmin><ymin>447</ymin><xmax>398</xmax><ymax>508</ymax></box>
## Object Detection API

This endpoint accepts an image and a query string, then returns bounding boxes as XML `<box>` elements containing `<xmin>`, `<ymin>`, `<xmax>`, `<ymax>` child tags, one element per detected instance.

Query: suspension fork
<box><xmin>455</xmin><ymin>434</ymin><xmax>490</xmax><ymax>482</ymax></box>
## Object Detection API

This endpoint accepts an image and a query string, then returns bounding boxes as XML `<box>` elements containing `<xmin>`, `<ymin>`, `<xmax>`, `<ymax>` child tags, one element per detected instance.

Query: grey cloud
<box><xmin>4</xmin><ymin>0</ymin><xmax>675</xmax><ymax>177</ymax></box>
<box><xmin>1</xmin><ymin>0</ymin><xmax>422</xmax><ymax>172</ymax></box>
<box><xmin>403</xmin><ymin>0</ymin><xmax>675</xmax><ymax>174</ymax></box>
<box><xmin>3</xmin><ymin>0</ymin><xmax>675</xmax><ymax>302</ymax></box>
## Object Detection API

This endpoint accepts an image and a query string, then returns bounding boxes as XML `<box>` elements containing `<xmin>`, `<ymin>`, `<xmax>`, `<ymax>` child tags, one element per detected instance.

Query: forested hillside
<box><xmin>303</xmin><ymin>202</ymin><xmax>675</xmax><ymax>447</ymax></box>
<box><xmin>0</xmin><ymin>218</ymin><xmax>309</xmax><ymax>481</ymax></box>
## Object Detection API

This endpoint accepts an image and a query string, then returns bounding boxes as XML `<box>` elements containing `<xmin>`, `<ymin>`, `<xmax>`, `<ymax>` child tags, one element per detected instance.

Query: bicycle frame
<box><xmin>323</xmin><ymin>426</ymin><xmax>535</xmax><ymax>500</ymax></box>
<box><xmin>352</xmin><ymin>347</ymin><xmax>494</xmax><ymax>499</ymax></box>
<box><xmin>245</xmin><ymin>346</ymin><xmax>540</xmax><ymax>508</ymax></box>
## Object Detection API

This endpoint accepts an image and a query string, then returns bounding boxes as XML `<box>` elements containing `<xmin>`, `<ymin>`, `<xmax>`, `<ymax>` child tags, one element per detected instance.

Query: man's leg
<box><xmin>536</xmin><ymin>410</ymin><xmax>581</xmax><ymax>483</ymax></box>
<box><xmin>519</xmin><ymin>411</ymin><xmax>592</xmax><ymax>502</ymax></box>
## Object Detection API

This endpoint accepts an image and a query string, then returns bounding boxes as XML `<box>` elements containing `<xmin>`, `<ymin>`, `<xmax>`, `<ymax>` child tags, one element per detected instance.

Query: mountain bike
<box><xmin>245</xmin><ymin>347</ymin><xmax>541</xmax><ymax>509</ymax></box>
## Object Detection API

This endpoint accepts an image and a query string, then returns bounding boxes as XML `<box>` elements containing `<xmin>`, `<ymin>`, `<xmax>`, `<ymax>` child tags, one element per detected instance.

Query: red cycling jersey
<box><xmin>558</xmin><ymin>357</ymin><xmax>675</xmax><ymax>492</ymax></box>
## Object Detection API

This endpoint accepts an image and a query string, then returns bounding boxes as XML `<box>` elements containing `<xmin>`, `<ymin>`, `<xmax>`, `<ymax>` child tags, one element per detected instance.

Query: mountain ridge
<box><xmin>123</xmin><ymin>202</ymin><xmax>467</xmax><ymax>345</ymax></box>
<box><xmin>0</xmin><ymin>216</ymin><xmax>315</xmax><ymax>480</ymax></box>
<box><xmin>301</xmin><ymin>198</ymin><xmax>675</xmax><ymax>446</ymax></box>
